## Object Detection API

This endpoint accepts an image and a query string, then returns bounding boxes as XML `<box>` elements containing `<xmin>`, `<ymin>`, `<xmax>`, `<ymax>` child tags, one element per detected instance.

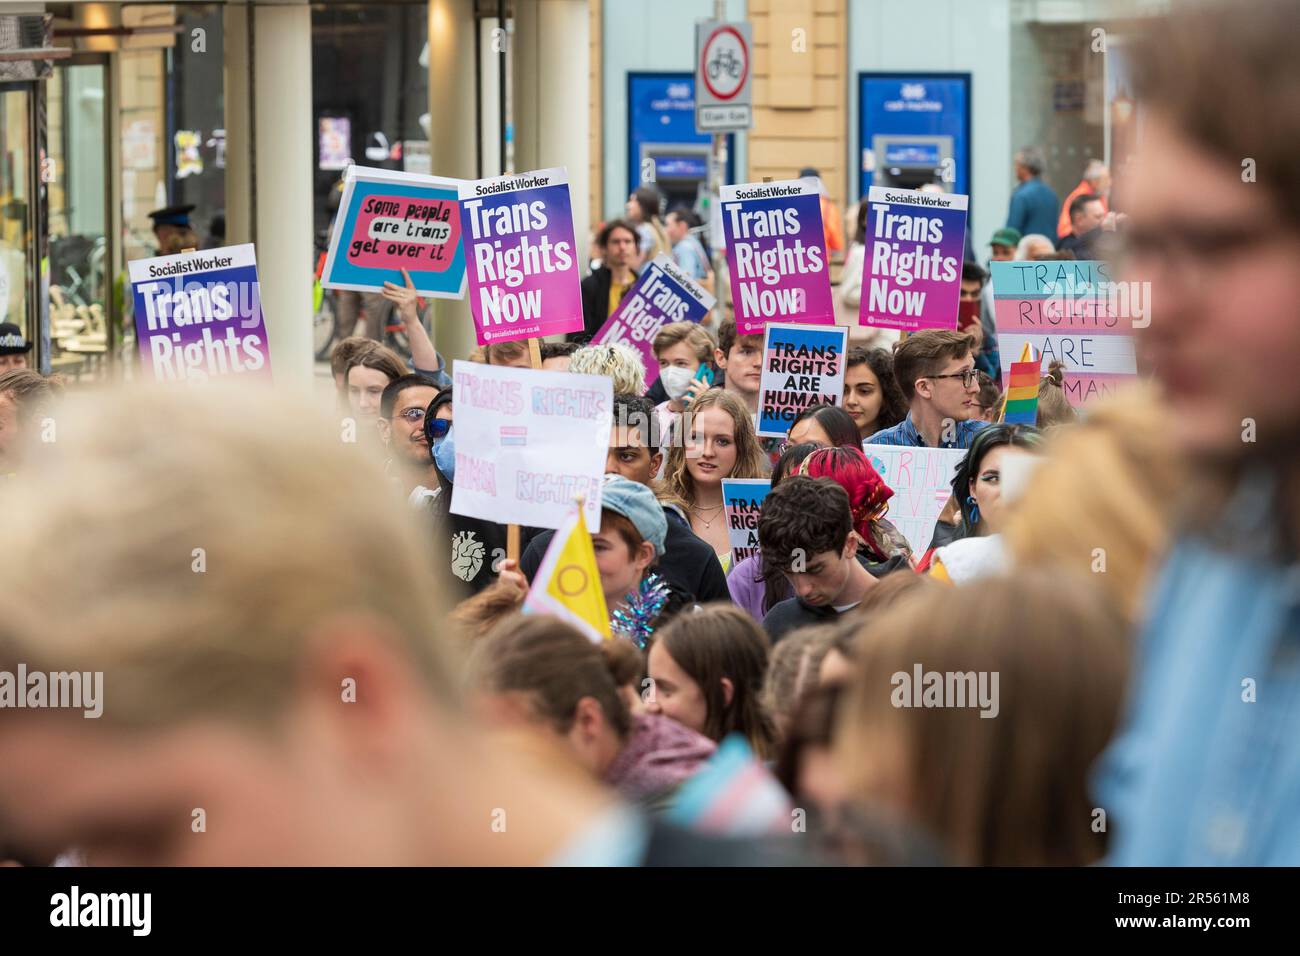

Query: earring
<box><xmin>966</xmin><ymin>494</ymin><xmax>981</xmax><ymax>524</ymax></box>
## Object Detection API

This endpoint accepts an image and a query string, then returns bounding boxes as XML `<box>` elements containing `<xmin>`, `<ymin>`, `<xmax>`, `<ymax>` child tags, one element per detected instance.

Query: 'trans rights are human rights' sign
<box><xmin>459</xmin><ymin>166</ymin><xmax>583</xmax><ymax>345</ymax></box>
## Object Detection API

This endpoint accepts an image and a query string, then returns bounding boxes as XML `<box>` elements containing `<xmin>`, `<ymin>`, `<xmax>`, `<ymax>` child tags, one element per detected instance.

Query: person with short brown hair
<box><xmin>865</xmin><ymin>330</ymin><xmax>989</xmax><ymax>449</ymax></box>
<box><xmin>345</xmin><ymin>343</ymin><xmax>406</xmax><ymax>426</ymax></box>
<box><xmin>0</xmin><ymin>369</ymin><xmax>64</xmax><ymax>475</ymax></box>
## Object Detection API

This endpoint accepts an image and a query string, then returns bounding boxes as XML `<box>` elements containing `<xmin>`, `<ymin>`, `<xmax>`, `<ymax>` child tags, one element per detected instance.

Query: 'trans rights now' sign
<box><xmin>722</xmin><ymin>178</ymin><xmax>835</xmax><ymax>336</ymax></box>
<box><xmin>861</xmin><ymin>186</ymin><xmax>968</xmax><ymax>333</ymax></box>
<box><xmin>459</xmin><ymin>166</ymin><xmax>583</xmax><ymax>345</ymax></box>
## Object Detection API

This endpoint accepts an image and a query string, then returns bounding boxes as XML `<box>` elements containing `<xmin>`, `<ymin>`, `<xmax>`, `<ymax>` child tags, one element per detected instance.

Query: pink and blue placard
<box><xmin>860</xmin><ymin>186</ymin><xmax>968</xmax><ymax>333</ymax></box>
<box><xmin>722</xmin><ymin>178</ymin><xmax>835</xmax><ymax>336</ymax></box>
<box><xmin>458</xmin><ymin>166</ymin><xmax>583</xmax><ymax>346</ymax></box>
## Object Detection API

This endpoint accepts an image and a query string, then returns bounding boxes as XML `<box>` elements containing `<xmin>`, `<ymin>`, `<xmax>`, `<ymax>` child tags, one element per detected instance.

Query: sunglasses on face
<box><xmin>424</xmin><ymin>416</ymin><xmax>451</xmax><ymax>441</ymax></box>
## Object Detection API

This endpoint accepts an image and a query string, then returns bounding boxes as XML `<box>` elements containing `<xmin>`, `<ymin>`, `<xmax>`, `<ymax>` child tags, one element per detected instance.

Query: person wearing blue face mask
<box><xmin>420</xmin><ymin>387</ymin><xmax>532</xmax><ymax>597</ymax></box>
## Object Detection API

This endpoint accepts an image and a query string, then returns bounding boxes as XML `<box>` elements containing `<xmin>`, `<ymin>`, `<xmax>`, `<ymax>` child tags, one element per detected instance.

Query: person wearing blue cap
<box><xmin>147</xmin><ymin>204</ymin><xmax>197</xmax><ymax>253</ymax></box>
<box><xmin>595</xmin><ymin>474</ymin><xmax>669</xmax><ymax>615</ymax></box>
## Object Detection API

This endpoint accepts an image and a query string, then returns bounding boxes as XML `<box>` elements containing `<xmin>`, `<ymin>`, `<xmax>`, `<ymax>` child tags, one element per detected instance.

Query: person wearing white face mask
<box><xmin>650</xmin><ymin>323</ymin><xmax>716</xmax><ymax>474</ymax></box>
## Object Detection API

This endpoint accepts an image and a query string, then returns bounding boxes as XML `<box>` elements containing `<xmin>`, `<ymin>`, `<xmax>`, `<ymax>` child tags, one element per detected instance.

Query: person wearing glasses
<box><xmin>862</xmin><ymin>330</ymin><xmax>990</xmax><ymax>449</ymax></box>
<box><xmin>377</xmin><ymin>374</ymin><xmax>444</xmax><ymax>506</ymax></box>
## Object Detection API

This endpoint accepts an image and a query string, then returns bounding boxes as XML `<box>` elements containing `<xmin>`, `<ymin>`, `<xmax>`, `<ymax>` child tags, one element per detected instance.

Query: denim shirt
<box><xmin>864</xmin><ymin>412</ymin><xmax>989</xmax><ymax>450</ymax></box>
<box><xmin>1095</xmin><ymin>468</ymin><xmax>1300</xmax><ymax>865</ymax></box>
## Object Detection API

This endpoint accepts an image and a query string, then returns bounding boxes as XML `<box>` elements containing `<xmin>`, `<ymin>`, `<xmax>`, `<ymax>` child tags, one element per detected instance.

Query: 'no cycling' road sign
<box><xmin>695</xmin><ymin>21</ymin><xmax>753</xmax><ymax>133</ymax></box>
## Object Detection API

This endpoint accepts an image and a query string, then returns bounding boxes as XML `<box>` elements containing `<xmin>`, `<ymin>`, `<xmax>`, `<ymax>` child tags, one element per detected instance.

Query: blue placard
<box><xmin>721</xmin><ymin>478</ymin><xmax>772</xmax><ymax>568</ymax></box>
<box><xmin>321</xmin><ymin>167</ymin><xmax>468</xmax><ymax>298</ymax></box>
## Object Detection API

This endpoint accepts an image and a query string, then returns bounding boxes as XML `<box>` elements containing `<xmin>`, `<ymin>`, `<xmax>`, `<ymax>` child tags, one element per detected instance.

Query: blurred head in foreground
<box><xmin>1127</xmin><ymin>0</ymin><xmax>1300</xmax><ymax>459</ymax></box>
<box><xmin>833</xmin><ymin>573</ymin><xmax>1127</xmax><ymax>865</ymax></box>
<box><xmin>0</xmin><ymin>384</ymin><xmax>609</xmax><ymax>865</ymax></box>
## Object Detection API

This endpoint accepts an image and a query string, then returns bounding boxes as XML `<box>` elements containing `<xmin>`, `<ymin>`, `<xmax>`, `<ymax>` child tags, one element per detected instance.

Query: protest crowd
<box><xmin>2</xmin><ymin>0</ymin><xmax>1300</xmax><ymax>871</ymax></box>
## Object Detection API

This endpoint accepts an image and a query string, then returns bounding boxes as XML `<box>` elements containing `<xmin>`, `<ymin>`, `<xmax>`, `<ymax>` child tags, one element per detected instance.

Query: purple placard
<box><xmin>860</xmin><ymin>186</ymin><xmax>969</xmax><ymax>333</ymax></box>
<box><xmin>722</xmin><ymin>178</ymin><xmax>835</xmax><ymax>337</ymax></box>
<box><xmin>591</xmin><ymin>253</ymin><xmax>715</xmax><ymax>388</ymax></box>
<box><xmin>458</xmin><ymin>166</ymin><xmax>583</xmax><ymax>346</ymax></box>
<box><xmin>128</xmin><ymin>243</ymin><xmax>272</xmax><ymax>384</ymax></box>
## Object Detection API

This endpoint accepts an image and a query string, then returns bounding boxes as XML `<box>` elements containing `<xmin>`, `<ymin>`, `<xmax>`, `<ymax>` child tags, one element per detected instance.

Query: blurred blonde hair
<box><xmin>569</xmin><ymin>342</ymin><xmax>646</xmax><ymax>396</ymax></box>
<box><xmin>1002</xmin><ymin>385</ymin><xmax>1182</xmax><ymax>624</ymax></box>
<box><xmin>0</xmin><ymin>384</ymin><xmax>461</xmax><ymax>727</ymax></box>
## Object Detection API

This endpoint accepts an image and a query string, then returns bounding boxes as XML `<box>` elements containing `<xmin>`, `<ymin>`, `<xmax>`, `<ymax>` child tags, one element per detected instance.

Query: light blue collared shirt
<box><xmin>864</xmin><ymin>412</ymin><xmax>989</xmax><ymax>450</ymax></box>
<box><xmin>1095</xmin><ymin>469</ymin><xmax>1300</xmax><ymax>865</ymax></box>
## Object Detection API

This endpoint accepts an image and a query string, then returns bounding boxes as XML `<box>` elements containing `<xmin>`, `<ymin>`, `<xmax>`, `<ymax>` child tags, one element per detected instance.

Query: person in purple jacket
<box><xmin>470</xmin><ymin>615</ymin><xmax>716</xmax><ymax>811</ymax></box>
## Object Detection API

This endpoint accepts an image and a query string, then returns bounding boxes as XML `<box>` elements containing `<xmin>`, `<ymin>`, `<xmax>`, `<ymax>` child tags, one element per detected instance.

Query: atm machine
<box><xmin>637</xmin><ymin>144</ymin><xmax>712</xmax><ymax>213</ymax></box>
<box><xmin>868</xmin><ymin>134</ymin><xmax>956</xmax><ymax>191</ymax></box>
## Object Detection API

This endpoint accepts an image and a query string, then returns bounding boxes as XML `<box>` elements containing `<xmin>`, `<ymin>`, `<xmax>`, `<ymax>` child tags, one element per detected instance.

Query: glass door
<box><xmin>0</xmin><ymin>82</ymin><xmax>36</xmax><ymax>365</ymax></box>
<box><xmin>47</xmin><ymin>58</ymin><xmax>112</xmax><ymax>380</ymax></box>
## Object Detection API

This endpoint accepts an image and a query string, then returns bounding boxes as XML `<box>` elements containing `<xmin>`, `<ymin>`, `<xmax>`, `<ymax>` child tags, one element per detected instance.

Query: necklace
<box><xmin>690</xmin><ymin>502</ymin><xmax>725</xmax><ymax>528</ymax></box>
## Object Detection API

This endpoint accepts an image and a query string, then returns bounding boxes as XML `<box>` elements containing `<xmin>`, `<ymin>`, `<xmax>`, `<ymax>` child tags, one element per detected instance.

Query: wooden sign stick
<box><xmin>506</xmin><ymin>338</ymin><xmax>544</xmax><ymax>563</ymax></box>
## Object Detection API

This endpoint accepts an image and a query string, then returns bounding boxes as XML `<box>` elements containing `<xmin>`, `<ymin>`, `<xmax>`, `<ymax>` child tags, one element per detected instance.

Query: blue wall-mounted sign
<box><xmin>628</xmin><ymin>72</ymin><xmax>735</xmax><ymax>203</ymax></box>
<box><xmin>859</xmin><ymin>73</ymin><xmax>971</xmax><ymax>203</ymax></box>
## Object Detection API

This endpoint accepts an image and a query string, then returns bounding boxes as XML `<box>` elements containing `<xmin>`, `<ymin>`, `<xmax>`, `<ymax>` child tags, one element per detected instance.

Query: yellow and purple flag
<box><xmin>522</xmin><ymin>504</ymin><xmax>610</xmax><ymax>642</ymax></box>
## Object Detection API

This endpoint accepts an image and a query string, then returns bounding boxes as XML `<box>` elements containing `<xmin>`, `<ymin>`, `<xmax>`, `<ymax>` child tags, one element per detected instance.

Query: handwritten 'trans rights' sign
<box><xmin>990</xmin><ymin>259</ymin><xmax>1138</xmax><ymax>407</ymax></box>
<box><xmin>722</xmin><ymin>178</ymin><xmax>835</xmax><ymax>336</ymax></box>
<box><xmin>592</xmin><ymin>254</ymin><xmax>715</xmax><ymax>389</ymax></box>
<box><xmin>129</xmin><ymin>244</ymin><xmax>272</xmax><ymax>384</ymax></box>
<box><xmin>861</xmin><ymin>187</ymin><xmax>968</xmax><ymax>333</ymax></box>
<box><xmin>449</xmin><ymin>361</ymin><xmax>613</xmax><ymax>531</ymax></box>
<box><xmin>320</xmin><ymin>165</ymin><xmax>467</xmax><ymax>297</ymax></box>
<box><xmin>863</xmin><ymin>444</ymin><xmax>965</xmax><ymax>554</ymax></box>
<box><xmin>459</xmin><ymin>167</ymin><xmax>583</xmax><ymax>345</ymax></box>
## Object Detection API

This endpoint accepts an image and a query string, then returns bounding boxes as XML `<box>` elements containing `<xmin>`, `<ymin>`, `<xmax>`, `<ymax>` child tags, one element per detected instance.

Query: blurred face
<box><xmin>1128</xmin><ymin>113</ymin><xmax>1300</xmax><ymax>457</ymax></box>
<box><xmin>604</xmin><ymin>227</ymin><xmax>637</xmax><ymax>269</ymax></box>
<box><xmin>1091</xmin><ymin>170</ymin><xmax>1112</xmax><ymax>197</ymax></box>
<box><xmin>540</xmin><ymin>356</ymin><xmax>571</xmax><ymax>372</ymax></box>
<box><xmin>606</xmin><ymin>423</ymin><xmax>662</xmax><ymax>485</ymax></box>
<box><xmin>843</xmin><ymin>362</ymin><xmax>884</xmax><ymax>435</ymax></box>
<box><xmin>593</xmin><ymin>516</ymin><xmax>654</xmax><ymax>608</ymax></box>
<box><xmin>0</xmin><ymin>353</ymin><xmax>28</xmax><ymax>372</ymax></box>
<box><xmin>0</xmin><ymin>710</ymin><xmax>393</xmax><ymax>865</ymax></box>
<box><xmin>347</xmin><ymin>365</ymin><xmax>391</xmax><ymax>420</ymax></box>
<box><xmin>657</xmin><ymin>340</ymin><xmax>701</xmax><ymax>374</ymax></box>
<box><xmin>782</xmin><ymin>542</ymin><xmax>855</xmax><ymax>607</ymax></box>
<box><xmin>645</xmin><ymin>641</ymin><xmax>709</xmax><ymax>735</ymax></box>
<box><xmin>914</xmin><ymin>353</ymin><xmax>980</xmax><ymax>421</ymax></box>
<box><xmin>488</xmin><ymin>349</ymin><xmax>532</xmax><ymax>369</ymax></box>
<box><xmin>1072</xmin><ymin>199</ymin><xmax>1106</xmax><ymax>235</ymax></box>
<box><xmin>378</xmin><ymin>385</ymin><xmax>439</xmax><ymax>468</ymax></box>
<box><xmin>959</xmin><ymin>278</ymin><xmax>982</xmax><ymax>302</ymax></box>
<box><xmin>716</xmin><ymin>337</ymin><xmax>763</xmax><ymax>398</ymax></box>
<box><xmin>788</xmin><ymin>416</ymin><xmax>832</xmax><ymax>448</ymax></box>
<box><xmin>967</xmin><ymin>444</ymin><xmax>1033</xmax><ymax>534</ymax></box>
<box><xmin>685</xmin><ymin>406</ymin><xmax>738</xmax><ymax>488</ymax></box>
<box><xmin>989</xmin><ymin>243</ymin><xmax>1015</xmax><ymax>262</ymax></box>
<box><xmin>0</xmin><ymin>394</ymin><xmax>20</xmax><ymax>472</ymax></box>
<box><xmin>665</xmin><ymin>215</ymin><xmax>688</xmax><ymax>244</ymax></box>
<box><xmin>624</xmin><ymin>194</ymin><xmax>643</xmax><ymax>222</ymax></box>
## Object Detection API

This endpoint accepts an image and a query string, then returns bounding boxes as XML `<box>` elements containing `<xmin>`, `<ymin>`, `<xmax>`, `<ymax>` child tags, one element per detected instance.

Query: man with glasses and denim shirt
<box><xmin>863</xmin><ymin>330</ymin><xmax>990</xmax><ymax>449</ymax></box>
<box><xmin>377</xmin><ymin>373</ymin><xmax>443</xmax><ymax>505</ymax></box>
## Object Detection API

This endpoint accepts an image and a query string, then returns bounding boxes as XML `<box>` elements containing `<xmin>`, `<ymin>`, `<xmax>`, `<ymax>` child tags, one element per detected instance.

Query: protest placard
<box><xmin>860</xmin><ymin>186</ymin><xmax>968</xmax><ymax>333</ymax></box>
<box><xmin>991</xmin><ymin>259</ymin><xmax>1138</xmax><ymax>407</ymax></box>
<box><xmin>320</xmin><ymin>165</ymin><xmax>467</xmax><ymax>297</ymax></box>
<box><xmin>449</xmin><ymin>360</ymin><xmax>612</xmax><ymax>531</ymax></box>
<box><xmin>592</xmin><ymin>254</ymin><xmax>715</xmax><ymax>388</ymax></box>
<box><xmin>862</xmin><ymin>444</ymin><xmax>965</xmax><ymax>553</ymax></box>
<box><xmin>459</xmin><ymin>166</ymin><xmax>583</xmax><ymax>346</ymax></box>
<box><xmin>721</xmin><ymin>478</ymin><xmax>771</xmax><ymax>569</ymax></box>
<box><xmin>128</xmin><ymin>244</ymin><xmax>272</xmax><ymax>385</ymax></box>
<box><xmin>722</xmin><ymin>178</ymin><xmax>835</xmax><ymax>336</ymax></box>
<box><xmin>756</xmin><ymin>322</ymin><xmax>848</xmax><ymax>437</ymax></box>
